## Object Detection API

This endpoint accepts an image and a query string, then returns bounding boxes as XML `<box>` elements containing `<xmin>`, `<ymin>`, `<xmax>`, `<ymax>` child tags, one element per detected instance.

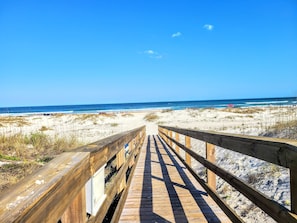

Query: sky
<box><xmin>0</xmin><ymin>0</ymin><xmax>297</xmax><ymax>107</ymax></box>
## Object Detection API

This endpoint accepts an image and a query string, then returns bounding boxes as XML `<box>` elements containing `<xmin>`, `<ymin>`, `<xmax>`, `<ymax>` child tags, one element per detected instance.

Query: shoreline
<box><xmin>1</xmin><ymin>96</ymin><xmax>296</xmax><ymax>116</ymax></box>
<box><xmin>0</xmin><ymin>104</ymin><xmax>296</xmax><ymax>117</ymax></box>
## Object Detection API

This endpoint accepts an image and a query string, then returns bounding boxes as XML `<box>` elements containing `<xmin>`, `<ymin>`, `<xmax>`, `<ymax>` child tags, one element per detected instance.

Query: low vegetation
<box><xmin>0</xmin><ymin>116</ymin><xmax>30</xmax><ymax>127</ymax></box>
<box><xmin>221</xmin><ymin>107</ymin><xmax>264</xmax><ymax>114</ymax></box>
<box><xmin>74</xmin><ymin>114</ymin><xmax>98</xmax><ymax>122</ymax></box>
<box><xmin>161</xmin><ymin>109</ymin><xmax>173</xmax><ymax>113</ymax></box>
<box><xmin>0</xmin><ymin>132</ymin><xmax>82</xmax><ymax>191</ymax></box>
<box><xmin>39</xmin><ymin>125</ymin><xmax>51</xmax><ymax>131</ymax></box>
<box><xmin>121</xmin><ymin>113</ymin><xmax>134</xmax><ymax>117</ymax></box>
<box><xmin>110</xmin><ymin>123</ymin><xmax>119</xmax><ymax>127</ymax></box>
<box><xmin>263</xmin><ymin>119</ymin><xmax>297</xmax><ymax>140</ymax></box>
<box><xmin>73</xmin><ymin>113</ymin><xmax>117</xmax><ymax>123</ymax></box>
<box><xmin>98</xmin><ymin>112</ymin><xmax>117</xmax><ymax>118</ymax></box>
<box><xmin>144</xmin><ymin>113</ymin><xmax>159</xmax><ymax>122</ymax></box>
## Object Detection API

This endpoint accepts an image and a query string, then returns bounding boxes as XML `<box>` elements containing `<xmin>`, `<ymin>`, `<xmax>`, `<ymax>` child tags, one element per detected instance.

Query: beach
<box><xmin>0</xmin><ymin>106</ymin><xmax>296</xmax><ymax>222</ymax></box>
<box><xmin>1</xmin><ymin>106</ymin><xmax>296</xmax><ymax>142</ymax></box>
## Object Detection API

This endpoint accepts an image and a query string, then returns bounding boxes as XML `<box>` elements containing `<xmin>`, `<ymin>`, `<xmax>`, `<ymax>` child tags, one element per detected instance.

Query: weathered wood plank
<box><xmin>206</xmin><ymin>142</ymin><xmax>216</xmax><ymax>190</ymax></box>
<box><xmin>89</xmin><ymin>132</ymin><xmax>144</xmax><ymax>223</ymax></box>
<box><xmin>291</xmin><ymin>162</ymin><xmax>297</xmax><ymax>214</ymax></box>
<box><xmin>61</xmin><ymin>186</ymin><xmax>87</xmax><ymax>223</ymax></box>
<box><xmin>185</xmin><ymin>136</ymin><xmax>191</xmax><ymax>166</ymax></box>
<box><xmin>169</xmin><ymin>130</ymin><xmax>173</xmax><ymax>147</ymax></box>
<box><xmin>160</xmin><ymin>125</ymin><xmax>297</xmax><ymax>169</ymax></box>
<box><xmin>111</xmin><ymin>135</ymin><xmax>144</xmax><ymax>223</ymax></box>
<box><xmin>119</xmin><ymin>135</ymin><xmax>232</xmax><ymax>223</ymax></box>
<box><xmin>161</xmin><ymin>131</ymin><xmax>297</xmax><ymax>223</ymax></box>
<box><xmin>161</xmin><ymin>133</ymin><xmax>243</xmax><ymax>223</ymax></box>
<box><xmin>0</xmin><ymin>152</ymin><xmax>90</xmax><ymax>223</ymax></box>
<box><xmin>74</xmin><ymin>126</ymin><xmax>145</xmax><ymax>174</ymax></box>
<box><xmin>0</xmin><ymin>126</ymin><xmax>145</xmax><ymax>223</ymax></box>
<box><xmin>175</xmin><ymin>132</ymin><xmax>180</xmax><ymax>153</ymax></box>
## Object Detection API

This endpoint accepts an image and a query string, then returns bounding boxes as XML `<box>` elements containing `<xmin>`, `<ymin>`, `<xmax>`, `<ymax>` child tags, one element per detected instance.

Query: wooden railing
<box><xmin>159</xmin><ymin>125</ymin><xmax>297</xmax><ymax>223</ymax></box>
<box><xmin>0</xmin><ymin>126</ymin><xmax>145</xmax><ymax>223</ymax></box>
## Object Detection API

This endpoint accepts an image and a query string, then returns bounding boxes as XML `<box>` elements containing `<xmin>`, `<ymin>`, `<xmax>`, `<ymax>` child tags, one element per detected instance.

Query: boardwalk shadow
<box><xmin>140</xmin><ymin>135</ymin><xmax>171</xmax><ymax>222</ymax></box>
<box><xmin>140</xmin><ymin>135</ymin><xmax>222</xmax><ymax>222</ymax></box>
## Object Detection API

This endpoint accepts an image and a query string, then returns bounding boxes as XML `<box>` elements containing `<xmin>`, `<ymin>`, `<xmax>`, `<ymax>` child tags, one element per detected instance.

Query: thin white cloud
<box><xmin>203</xmin><ymin>24</ymin><xmax>214</xmax><ymax>31</ymax></box>
<box><xmin>143</xmin><ymin>49</ymin><xmax>162</xmax><ymax>59</ymax></box>
<box><xmin>144</xmin><ymin>50</ymin><xmax>155</xmax><ymax>55</ymax></box>
<box><xmin>172</xmin><ymin>32</ymin><xmax>182</xmax><ymax>38</ymax></box>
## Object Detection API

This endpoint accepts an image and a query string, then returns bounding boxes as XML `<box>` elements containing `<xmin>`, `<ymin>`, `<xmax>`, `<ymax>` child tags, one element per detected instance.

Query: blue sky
<box><xmin>0</xmin><ymin>0</ymin><xmax>296</xmax><ymax>107</ymax></box>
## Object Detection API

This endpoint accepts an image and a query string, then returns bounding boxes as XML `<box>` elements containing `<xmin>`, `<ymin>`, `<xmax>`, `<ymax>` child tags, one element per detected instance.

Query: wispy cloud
<box><xmin>171</xmin><ymin>32</ymin><xmax>182</xmax><ymax>38</ymax></box>
<box><xmin>143</xmin><ymin>49</ymin><xmax>163</xmax><ymax>59</ymax></box>
<box><xmin>144</xmin><ymin>50</ymin><xmax>155</xmax><ymax>55</ymax></box>
<box><xmin>203</xmin><ymin>24</ymin><xmax>214</xmax><ymax>31</ymax></box>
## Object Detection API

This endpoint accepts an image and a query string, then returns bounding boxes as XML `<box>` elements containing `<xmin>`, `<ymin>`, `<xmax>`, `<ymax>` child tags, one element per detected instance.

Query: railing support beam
<box><xmin>175</xmin><ymin>133</ymin><xmax>180</xmax><ymax>154</ymax></box>
<box><xmin>206</xmin><ymin>143</ymin><xmax>216</xmax><ymax>190</ymax></box>
<box><xmin>61</xmin><ymin>187</ymin><xmax>86</xmax><ymax>223</ymax></box>
<box><xmin>291</xmin><ymin>163</ymin><xmax>297</xmax><ymax>214</ymax></box>
<box><xmin>158</xmin><ymin>125</ymin><xmax>297</xmax><ymax>223</ymax></box>
<box><xmin>169</xmin><ymin>131</ymin><xmax>173</xmax><ymax>147</ymax></box>
<box><xmin>117</xmin><ymin>147</ymin><xmax>126</xmax><ymax>193</ymax></box>
<box><xmin>185</xmin><ymin>136</ymin><xmax>191</xmax><ymax>166</ymax></box>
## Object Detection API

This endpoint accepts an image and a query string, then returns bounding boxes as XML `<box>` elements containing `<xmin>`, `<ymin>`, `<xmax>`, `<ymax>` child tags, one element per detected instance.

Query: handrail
<box><xmin>0</xmin><ymin>126</ymin><xmax>146</xmax><ymax>223</ymax></box>
<box><xmin>159</xmin><ymin>125</ymin><xmax>297</xmax><ymax>223</ymax></box>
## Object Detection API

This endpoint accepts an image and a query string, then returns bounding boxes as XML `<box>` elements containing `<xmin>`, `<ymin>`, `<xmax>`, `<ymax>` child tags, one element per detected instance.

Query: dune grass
<box><xmin>0</xmin><ymin>116</ymin><xmax>30</xmax><ymax>127</ymax></box>
<box><xmin>144</xmin><ymin>113</ymin><xmax>159</xmax><ymax>122</ymax></box>
<box><xmin>0</xmin><ymin>132</ymin><xmax>82</xmax><ymax>162</ymax></box>
<box><xmin>73</xmin><ymin>113</ymin><xmax>117</xmax><ymax>122</ymax></box>
<box><xmin>0</xmin><ymin>132</ymin><xmax>83</xmax><ymax>191</ymax></box>
<box><xmin>264</xmin><ymin>119</ymin><xmax>297</xmax><ymax>139</ymax></box>
<box><xmin>221</xmin><ymin>107</ymin><xmax>264</xmax><ymax>114</ymax></box>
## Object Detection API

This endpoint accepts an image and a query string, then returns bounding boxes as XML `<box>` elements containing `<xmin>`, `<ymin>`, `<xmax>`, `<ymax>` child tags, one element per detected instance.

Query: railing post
<box><xmin>117</xmin><ymin>147</ymin><xmax>126</xmax><ymax>193</ymax></box>
<box><xmin>165</xmin><ymin>129</ymin><xmax>168</xmax><ymax>144</ymax></box>
<box><xmin>175</xmin><ymin>133</ymin><xmax>180</xmax><ymax>154</ymax></box>
<box><xmin>61</xmin><ymin>187</ymin><xmax>86</xmax><ymax>223</ymax></box>
<box><xmin>169</xmin><ymin>130</ymin><xmax>173</xmax><ymax>147</ymax></box>
<box><xmin>206</xmin><ymin>143</ymin><xmax>216</xmax><ymax>190</ymax></box>
<box><xmin>291</xmin><ymin>163</ymin><xmax>297</xmax><ymax>214</ymax></box>
<box><xmin>117</xmin><ymin>147</ymin><xmax>125</xmax><ymax>170</ymax></box>
<box><xmin>128</xmin><ymin>140</ymin><xmax>134</xmax><ymax>168</ymax></box>
<box><xmin>185</xmin><ymin>136</ymin><xmax>191</xmax><ymax>167</ymax></box>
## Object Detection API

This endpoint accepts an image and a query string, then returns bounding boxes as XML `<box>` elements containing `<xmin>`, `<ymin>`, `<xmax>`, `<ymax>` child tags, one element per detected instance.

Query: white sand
<box><xmin>0</xmin><ymin>106</ymin><xmax>296</xmax><ymax>222</ymax></box>
<box><xmin>1</xmin><ymin>106</ymin><xmax>295</xmax><ymax>142</ymax></box>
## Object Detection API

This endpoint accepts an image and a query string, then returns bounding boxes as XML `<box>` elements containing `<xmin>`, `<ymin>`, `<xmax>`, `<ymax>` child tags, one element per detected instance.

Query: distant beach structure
<box><xmin>0</xmin><ymin>97</ymin><xmax>296</xmax><ymax>115</ymax></box>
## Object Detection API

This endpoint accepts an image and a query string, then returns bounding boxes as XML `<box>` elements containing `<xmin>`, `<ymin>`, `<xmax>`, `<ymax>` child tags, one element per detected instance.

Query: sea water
<box><xmin>0</xmin><ymin>97</ymin><xmax>296</xmax><ymax>115</ymax></box>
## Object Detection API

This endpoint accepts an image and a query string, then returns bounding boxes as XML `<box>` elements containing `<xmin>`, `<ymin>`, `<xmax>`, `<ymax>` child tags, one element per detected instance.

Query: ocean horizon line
<box><xmin>0</xmin><ymin>96</ymin><xmax>296</xmax><ymax>115</ymax></box>
<box><xmin>1</xmin><ymin>96</ymin><xmax>296</xmax><ymax>109</ymax></box>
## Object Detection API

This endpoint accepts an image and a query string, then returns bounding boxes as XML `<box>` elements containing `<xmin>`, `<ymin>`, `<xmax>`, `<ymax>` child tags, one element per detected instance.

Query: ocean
<box><xmin>0</xmin><ymin>97</ymin><xmax>296</xmax><ymax>115</ymax></box>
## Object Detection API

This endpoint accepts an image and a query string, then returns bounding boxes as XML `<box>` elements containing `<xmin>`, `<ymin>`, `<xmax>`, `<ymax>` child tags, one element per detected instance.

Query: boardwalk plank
<box><xmin>119</xmin><ymin>135</ymin><xmax>231</xmax><ymax>223</ymax></box>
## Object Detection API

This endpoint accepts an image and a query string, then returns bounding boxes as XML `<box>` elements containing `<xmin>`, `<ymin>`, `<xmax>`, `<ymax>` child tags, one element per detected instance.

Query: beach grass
<box><xmin>0</xmin><ymin>116</ymin><xmax>30</xmax><ymax>127</ymax></box>
<box><xmin>221</xmin><ymin>107</ymin><xmax>264</xmax><ymax>114</ymax></box>
<box><xmin>0</xmin><ymin>132</ymin><xmax>82</xmax><ymax>191</ymax></box>
<box><xmin>264</xmin><ymin>119</ymin><xmax>297</xmax><ymax>139</ymax></box>
<box><xmin>144</xmin><ymin>113</ymin><xmax>159</xmax><ymax>122</ymax></box>
<box><xmin>110</xmin><ymin>123</ymin><xmax>119</xmax><ymax>127</ymax></box>
<box><xmin>0</xmin><ymin>132</ymin><xmax>82</xmax><ymax>161</ymax></box>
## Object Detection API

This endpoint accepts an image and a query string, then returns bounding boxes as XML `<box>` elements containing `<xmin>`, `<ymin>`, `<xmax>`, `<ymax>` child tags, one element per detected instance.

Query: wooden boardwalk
<box><xmin>119</xmin><ymin>135</ymin><xmax>231</xmax><ymax>223</ymax></box>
